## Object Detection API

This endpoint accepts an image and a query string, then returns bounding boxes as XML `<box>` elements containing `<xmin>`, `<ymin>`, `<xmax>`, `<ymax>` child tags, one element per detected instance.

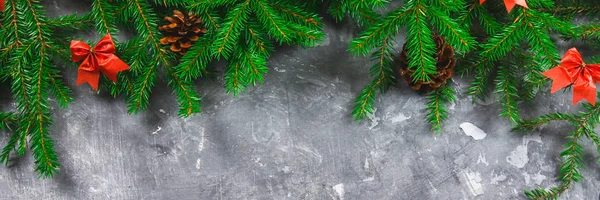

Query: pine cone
<box><xmin>159</xmin><ymin>10</ymin><xmax>208</xmax><ymax>55</ymax></box>
<box><xmin>398</xmin><ymin>36</ymin><xmax>456</xmax><ymax>93</ymax></box>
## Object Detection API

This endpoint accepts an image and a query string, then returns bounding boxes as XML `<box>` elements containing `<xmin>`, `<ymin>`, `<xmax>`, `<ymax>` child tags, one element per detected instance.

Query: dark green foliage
<box><xmin>426</xmin><ymin>82</ymin><xmax>456</xmax><ymax>133</ymax></box>
<box><xmin>350</xmin><ymin>0</ymin><xmax>472</xmax><ymax>128</ymax></box>
<box><xmin>187</xmin><ymin>0</ymin><xmax>325</xmax><ymax>96</ymax></box>
<box><xmin>349</xmin><ymin>0</ymin><xmax>583</xmax><ymax>131</ymax></box>
<box><xmin>352</xmin><ymin>36</ymin><xmax>396</xmax><ymax>120</ymax></box>
<box><xmin>0</xmin><ymin>0</ymin><xmax>83</xmax><ymax>177</ymax></box>
<box><xmin>1</xmin><ymin>0</ymin><xmax>325</xmax><ymax>177</ymax></box>
<box><xmin>515</xmin><ymin>93</ymin><xmax>600</xmax><ymax>199</ymax></box>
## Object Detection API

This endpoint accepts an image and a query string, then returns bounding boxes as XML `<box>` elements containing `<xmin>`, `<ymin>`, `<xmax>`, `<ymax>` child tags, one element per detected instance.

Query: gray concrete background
<box><xmin>0</xmin><ymin>1</ymin><xmax>599</xmax><ymax>199</ymax></box>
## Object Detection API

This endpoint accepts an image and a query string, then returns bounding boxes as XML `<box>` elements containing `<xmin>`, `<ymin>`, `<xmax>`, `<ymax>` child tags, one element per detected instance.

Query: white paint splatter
<box><xmin>367</xmin><ymin>108</ymin><xmax>380</xmax><ymax>129</ymax></box>
<box><xmin>490</xmin><ymin>174</ymin><xmax>507</xmax><ymax>185</ymax></box>
<box><xmin>198</xmin><ymin>128</ymin><xmax>206</xmax><ymax>152</ymax></box>
<box><xmin>274</xmin><ymin>67</ymin><xmax>286</xmax><ymax>73</ymax></box>
<box><xmin>507</xmin><ymin>133</ymin><xmax>543</xmax><ymax>168</ymax></box>
<box><xmin>364</xmin><ymin>157</ymin><xmax>369</xmax><ymax>169</ymax></box>
<box><xmin>195</xmin><ymin>158</ymin><xmax>201</xmax><ymax>169</ymax></box>
<box><xmin>254</xmin><ymin>157</ymin><xmax>265</xmax><ymax>167</ymax></box>
<box><xmin>282</xmin><ymin>166</ymin><xmax>291</xmax><ymax>174</ymax></box>
<box><xmin>476</xmin><ymin>153</ymin><xmax>489</xmax><ymax>166</ymax></box>
<box><xmin>362</xmin><ymin>177</ymin><xmax>375</xmax><ymax>182</ymax></box>
<box><xmin>390</xmin><ymin>113</ymin><xmax>411</xmax><ymax>123</ymax></box>
<box><xmin>523</xmin><ymin>171</ymin><xmax>547</xmax><ymax>185</ymax></box>
<box><xmin>159</xmin><ymin>109</ymin><xmax>167</xmax><ymax>114</ymax></box>
<box><xmin>333</xmin><ymin>183</ymin><xmax>345</xmax><ymax>200</ymax></box>
<box><xmin>462</xmin><ymin>169</ymin><xmax>484</xmax><ymax>196</ymax></box>
<box><xmin>295</xmin><ymin>145</ymin><xmax>323</xmax><ymax>163</ymax></box>
<box><xmin>151</xmin><ymin>126</ymin><xmax>162</xmax><ymax>135</ymax></box>
<box><xmin>459</xmin><ymin>122</ymin><xmax>487</xmax><ymax>140</ymax></box>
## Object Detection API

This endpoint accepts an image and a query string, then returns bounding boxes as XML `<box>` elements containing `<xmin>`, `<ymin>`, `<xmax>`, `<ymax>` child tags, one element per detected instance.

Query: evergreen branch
<box><xmin>163</xmin><ymin>54</ymin><xmax>203</xmax><ymax>117</ymax></box>
<box><xmin>175</xmin><ymin>36</ymin><xmax>214</xmax><ymax>81</ymax></box>
<box><xmin>467</xmin><ymin>57</ymin><xmax>494</xmax><ymax>102</ymax></box>
<box><xmin>198</xmin><ymin>10</ymin><xmax>221</xmax><ymax>32</ymax></box>
<box><xmin>0</xmin><ymin>125</ymin><xmax>23</xmax><ymax>164</ymax></box>
<box><xmin>494</xmin><ymin>65</ymin><xmax>520</xmax><ymax>125</ymax></box>
<box><xmin>475</xmin><ymin>4</ymin><xmax>501</xmax><ymax>35</ymax></box>
<box><xmin>45</xmin><ymin>13</ymin><xmax>92</xmax><ymax>31</ymax></box>
<box><xmin>352</xmin><ymin>36</ymin><xmax>395</xmax><ymax>120</ymax></box>
<box><xmin>92</xmin><ymin>0</ymin><xmax>119</xmax><ymax>36</ymax></box>
<box><xmin>426</xmin><ymin>83</ymin><xmax>456</xmax><ymax>133</ymax></box>
<box><xmin>245</xmin><ymin>23</ymin><xmax>273</xmax><ymax>56</ymax></box>
<box><xmin>514</xmin><ymin>112</ymin><xmax>575</xmax><ymax>132</ymax></box>
<box><xmin>239</xmin><ymin>46</ymin><xmax>268</xmax><ymax>86</ymax></box>
<box><xmin>212</xmin><ymin>0</ymin><xmax>250</xmax><ymax>59</ymax></box>
<box><xmin>480</xmin><ymin>20</ymin><xmax>525</xmax><ymax>61</ymax></box>
<box><xmin>352</xmin><ymin>82</ymin><xmax>379</xmax><ymax>120</ymax></box>
<box><xmin>428</xmin><ymin>6</ymin><xmax>475</xmax><ymax>53</ymax></box>
<box><xmin>269</xmin><ymin>2</ymin><xmax>320</xmax><ymax>28</ymax></box>
<box><xmin>457</xmin><ymin>2</ymin><xmax>476</xmax><ymax>31</ymax></box>
<box><xmin>0</xmin><ymin>112</ymin><xmax>18</xmax><ymax>131</ymax></box>
<box><xmin>224</xmin><ymin>58</ymin><xmax>247</xmax><ymax>96</ymax></box>
<box><xmin>349</xmin><ymin>6</ymin><xmax>409</xmax><ymax>55</ymax></box>
<box><xmin>517</xmin><ymin>94</ymin><xmax>600</xmax><ymax>199</ymax></box>
<box><xmin>252</xmin><ymin>0</ymin><xmax>291</xmax><ymax>43</ymax></box>
<box><xmin>46</xmin><ymin>70</ymin><xmax>73</xmax><ymax>109</ymax></box>
<box><xmin>524</xmin><ymin>127</ymin><xmax>585</xmax><ymax>199</ymax></box>
<box><xmin>405</xmin><ymin>1</ymin><xmax>435</xmax><ymax>82</ymax></box>
<box><xmin>24</xmin><ymin>0</ymin><xmax>60</xmax><ymax>177</ymax></box>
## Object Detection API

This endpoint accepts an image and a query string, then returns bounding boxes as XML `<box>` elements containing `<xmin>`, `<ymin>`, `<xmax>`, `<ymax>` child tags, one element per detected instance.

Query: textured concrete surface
<box><xmin>1</xmin><ymin>1</ymin><xmax>600</xmax><ymax>199</ymax></box>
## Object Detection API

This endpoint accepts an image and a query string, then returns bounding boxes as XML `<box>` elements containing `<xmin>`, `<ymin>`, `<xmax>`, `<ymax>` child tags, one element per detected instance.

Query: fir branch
<box><xmin>352</xmin><ymin>36</ymin><xmax>395</xmax><ymax>120</ymax></box>
<box><xmin>163</xmin><ymin>54</ymin><xmax>203</xmax><ymax>117</ymax></box>
<box><xmin>426</xmin><ymin>82</ymin><xmax>456</xmax><ymax>133</ymax></box>
<box><xmin>22</xmin><ymin>0</ymin><xmax>61</xmax><ymax>177</ymax></box>
<box><xmin>349</xmin><ymin>6</ymin><xmax>408</xmax><ymax>55</ymax></box>
<box><xmin>91</xmin><ymin>0</ymin><xmax>119</xmax><ymax>36</ymax></box>
<box><xmin>494</xmin><ymin>65</ymin><xmax>520</xmax><ymax>125</ymax></box>
<box><xmin>224</xmin><ymin>57</ymin><xmax>247</xmax><ymax>96</ymax></box>
<box><xmin>269</xmin><ymin>2</ymin><xmax>320</xmax><ymax>28</ymax></box>
<box><xmin>428</xmin><ymin>6</ymin><xmax>476</xmax><ymax>53</ymax></box>
<box><xmin>524</xmin><ymin>127</ymin><xmax>585</xmax><ymax>199</ymax></box>
<box><xmin>0</xmin><ymin>112</ymin><xmax>18</xmax><ymax>131</ymax></box>
<box><xmin>480</xmin><ymin>20</ymin><xmax>525</xmax><ymax>62</ymax></box>
<box><xmin>212</xmin><ymin>0</ymin><xmax>250</xmax><ymax>59</ymax></box>
<box><xmin>467</xmin><ymin>58</ymin><xmax>494</xmax><ymax>102</ymax></box>
<box><xmin>175</xmin><ymin>36</ymin><xmax>215</xmax><ymax>81</ymax></box>
<box><xmin>514</xmin><ymin>112</ymin><xmax>575</xmax><ymax>132</ymax></box>
<box><xmin>516</xmin><ymin>94</ymin><xmax>600</xmax><ymax>199</ymax></box>
<box><xmin>405</xmin><ymin>0</ymin><xmax>436</xmax><ymax>82</ymax></box>
<box><xmin>252</xmin><ymin>0</ymin><xmax>292</xmax><ymax>43</ymax></box>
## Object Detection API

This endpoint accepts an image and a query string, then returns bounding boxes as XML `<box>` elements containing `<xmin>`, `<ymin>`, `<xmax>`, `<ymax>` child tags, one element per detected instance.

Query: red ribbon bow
<box><xmin>70</xmin><ymin>34</ymin><xmax>130</xmax><ymax>91</ymax></box>
<box><xmin>1</xmin><ymin>0</ymin><xmax>5</xmax><ymax>11</ymax></box>
<box><xmin>542</xmin><ymin>48</ymin><xmax>600</xmax><ymax>106</ymax></box>
<box><xmin>480</xmin><ymin>0</ymin><xmax>528</xmax><ymax>13</ymax></box>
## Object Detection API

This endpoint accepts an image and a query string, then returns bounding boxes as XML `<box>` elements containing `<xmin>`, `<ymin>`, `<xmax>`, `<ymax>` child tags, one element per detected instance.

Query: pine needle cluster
<box><xmin>0</xmin><ymin>0</ymin><xmax>91</xmax><ymax>177</ymax></box>
<box><xmin>1</xmin><ymin>0</ymin><xmax>325</xmax><ymax>177</ymax></box>
<box><xmin>514</xmin><ymin>93</ymin><xmax>600</xmax><ymax>199</ymax></box>
<box><xmin>347</xmin><ymin>0</ymin><xmax>595</xmax><ymax>132</ymax></box>
<box><xmin>185</xmin><ymin>0</ymin><xmax>325</xmax><ymax>96</ymax></box>
<box><xmin>349</xmin><ymin>0</ymin><xmax>475</xmax><ymax>132</ymax></box>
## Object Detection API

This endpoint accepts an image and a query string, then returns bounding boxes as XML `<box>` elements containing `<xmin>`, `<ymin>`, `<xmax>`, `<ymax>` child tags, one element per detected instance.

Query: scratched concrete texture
<box><xmin>1</xmin><ymin>0</ymin><xmax>600</xmax><ymax>199</ymax></box>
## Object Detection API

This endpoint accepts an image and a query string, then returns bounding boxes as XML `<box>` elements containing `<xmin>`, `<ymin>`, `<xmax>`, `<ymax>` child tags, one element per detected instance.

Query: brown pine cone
<box><xmin>159</xmin><ymin>10</ymin><xmax>208</xmax><ymax>55</ymax></box>
<box><xmin>398</xmin><ymin>36</ymin><xmax>457</xmax><ymax>93</ymax></box>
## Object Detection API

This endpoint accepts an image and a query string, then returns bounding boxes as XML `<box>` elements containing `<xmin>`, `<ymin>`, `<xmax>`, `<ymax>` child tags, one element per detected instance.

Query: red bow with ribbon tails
<box><xmin>543</xmin><ymin>48</ymin><xmax>600</xmax><ymax>106</ymax></box>
<box><xmin>70</xmin><ymin>34</ymin><xmax>130</xmax><ymax>91</ymax></box>
<box><xmin>480</xmin><ymin>0</ymin><xmax>528</xmax><ymax>13</ymax></box>
<box><xmin>1</xmin><ymin>0</ymin><xmax>5</xmax><ymax>11</ymax></box>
